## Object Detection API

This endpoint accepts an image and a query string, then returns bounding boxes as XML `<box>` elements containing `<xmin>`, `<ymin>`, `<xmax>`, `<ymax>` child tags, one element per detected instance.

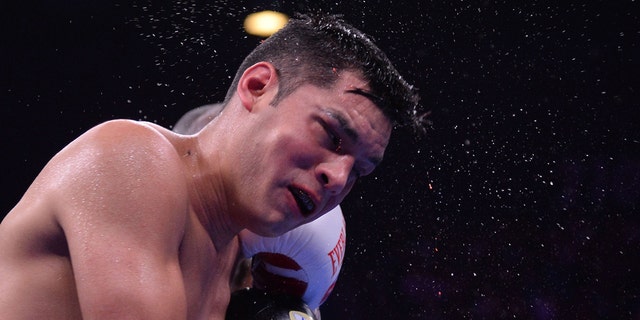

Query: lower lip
<box><xmin>287</xmin><ymin>189</ymin><xmax>305</xmax><ymax>218</ymax></box>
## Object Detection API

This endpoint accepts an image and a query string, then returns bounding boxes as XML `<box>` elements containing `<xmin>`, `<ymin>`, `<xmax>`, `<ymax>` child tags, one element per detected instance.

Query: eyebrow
<box><xmin>323</xmin><ymin>108</ymin><xmax>383</xmax><ymax>168</ymax></box>
<box><xmin>346</xmin><ymin>88</ymin><xmax>384</xmax><ymax>107</ymax></box>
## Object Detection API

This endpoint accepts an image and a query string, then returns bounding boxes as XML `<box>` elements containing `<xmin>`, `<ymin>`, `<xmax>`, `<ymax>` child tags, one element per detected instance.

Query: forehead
<box><xmin>331</xmin><ymin>71</ymin><xmax>392</xmax><ymax>133</ymax></box>
<box><xmin>315</xmin><ymin>71</ymin><xmax>393</xmax><ymax>168</ymax></box>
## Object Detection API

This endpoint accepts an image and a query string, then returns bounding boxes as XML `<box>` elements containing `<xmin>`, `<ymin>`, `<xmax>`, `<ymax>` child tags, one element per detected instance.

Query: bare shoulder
<box><xmin>83</xmin><ymin>119</ymin><xmax>179</xmax><ymax>149</ymax></box>
<box><xmin>56</xmin><ymin>119</ymin><xmax>186</xmax><ymax>190</ymax></box>
<box><xmin>0</xmin><ymin>119</ymin><xmax>193</xmax><ymax>318</ymax></box>
<box><xmin>73</xmin><ymin>119</ymin><xmax>184</xmax><ymax>165</ymax></box>
<box><xmin>0</xmin><ymin>118</ymin><xmax>191</xmax><ymax>291</ymax></box>
<box><xmin>41</xmin><ymin>119</ymin><xmax>190</xmax><ymax>239</ymax></box>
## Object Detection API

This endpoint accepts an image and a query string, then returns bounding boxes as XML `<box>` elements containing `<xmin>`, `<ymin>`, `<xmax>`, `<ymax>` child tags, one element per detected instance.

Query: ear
<box><xmin>237</xmin><ymin>62</ymin><xmax>279</xmax><ymax>112</ymax></box>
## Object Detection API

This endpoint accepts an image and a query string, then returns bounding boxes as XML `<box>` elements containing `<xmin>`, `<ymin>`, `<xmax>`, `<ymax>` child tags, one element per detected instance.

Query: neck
<box><xmin>183</xmin><ymin>135</ymin><xmax>241</xmax><ymax>251</ymax></box>
<box><xmin>186</xmin><ymin>98</ymin><xmax>249</xmax><ymax>249</ymax></box>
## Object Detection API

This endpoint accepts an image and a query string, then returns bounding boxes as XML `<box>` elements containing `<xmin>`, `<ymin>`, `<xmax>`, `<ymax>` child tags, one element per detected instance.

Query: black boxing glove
<box><xmin>225</xmin><ymin>287</ymin><xmax>318</xmax><ymax>320</ymax></box>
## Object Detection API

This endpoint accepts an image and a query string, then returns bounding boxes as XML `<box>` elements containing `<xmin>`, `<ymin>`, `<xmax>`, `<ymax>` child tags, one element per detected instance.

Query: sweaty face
<box><xmin>238</xmin><ymin>71</ymin><xmax>392</xmax><ymax>236</ymax></box>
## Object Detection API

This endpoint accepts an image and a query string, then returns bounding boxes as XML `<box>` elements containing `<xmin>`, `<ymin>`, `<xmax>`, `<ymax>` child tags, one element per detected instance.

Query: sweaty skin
<box><xmin>0</xmin><ymin>66</ymin><xmax>391</xmax><ymax>319</ymax></box>
<box><xmin>0</xmin><ymin>120</ymin><xmax>239</xmax><ymax>319</ymax></box>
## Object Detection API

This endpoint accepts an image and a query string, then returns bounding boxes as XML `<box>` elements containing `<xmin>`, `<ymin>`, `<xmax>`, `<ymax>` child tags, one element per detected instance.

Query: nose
<box><xmin>316</xmin><ymin>155</ymin><xmax>355</xmax><ymax>195</ymax></box>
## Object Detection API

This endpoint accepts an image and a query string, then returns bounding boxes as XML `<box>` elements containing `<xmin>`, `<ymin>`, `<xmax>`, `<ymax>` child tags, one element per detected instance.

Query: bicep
<box><xmin>69</xmin><ymin>240</ymin><xmax>186</xmax><ymax>319</ymax></box>
<box><xmin>60</xmin><ymin>183</ymin><xmax>187</xmax><ymax>318</ymax></box>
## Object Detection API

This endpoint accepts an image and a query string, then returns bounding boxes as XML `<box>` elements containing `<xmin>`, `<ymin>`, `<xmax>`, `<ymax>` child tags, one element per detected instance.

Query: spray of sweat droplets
<box><xmin>122</xmin><ymin>1</ymin><xmax>264</xmax><ymax>112</ymax></box>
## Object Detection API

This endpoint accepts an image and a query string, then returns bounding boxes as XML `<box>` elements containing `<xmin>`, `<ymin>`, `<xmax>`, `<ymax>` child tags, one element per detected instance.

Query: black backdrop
<box><xmin>2</xmin><ymin>0</ymin><xmax>639</xmax><ymax>318</ymax></box>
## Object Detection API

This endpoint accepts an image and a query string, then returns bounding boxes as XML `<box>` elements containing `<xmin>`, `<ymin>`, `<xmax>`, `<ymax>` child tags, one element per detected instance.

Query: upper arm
<box><xmin>47</xmin><ymin>120</ymin><xmax>189</xmax><ymax>318</ymax></box>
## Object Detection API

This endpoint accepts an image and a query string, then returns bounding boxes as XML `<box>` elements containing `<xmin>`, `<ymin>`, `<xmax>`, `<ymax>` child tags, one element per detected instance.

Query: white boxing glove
<box><xmin>239</xmin><ymin>206</ymin><xmax>346</xmax><ymax>310</ymax></box>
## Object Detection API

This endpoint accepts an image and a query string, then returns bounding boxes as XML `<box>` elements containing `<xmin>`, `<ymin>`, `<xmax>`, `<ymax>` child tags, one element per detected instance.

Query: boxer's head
<box><xmin>225</xmin><ymin>13</ymin><xmax>422</xmax><ymax>131</ymax></box>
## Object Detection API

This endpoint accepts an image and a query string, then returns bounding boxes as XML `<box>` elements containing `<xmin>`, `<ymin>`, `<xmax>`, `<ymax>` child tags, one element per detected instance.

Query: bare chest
<box><xmin>179</xmin><ymin>222</ymin><xmax>241</xmax><ymax>320</ymax></box>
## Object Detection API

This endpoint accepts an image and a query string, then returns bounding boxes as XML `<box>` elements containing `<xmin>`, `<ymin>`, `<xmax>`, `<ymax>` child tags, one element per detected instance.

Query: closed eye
<box><xmin>317</xmin><ymin>109</ymin><xmax>379</xmax><ymax>180</ymax></box>
<box><xmin>331</xmin><ymin>132</ymin><xmax>343</xmax><ymax>153</ymax></box>
<box><xmin>323</xmin><ymin>124</ymin><xmax>343</xmax><ymax>153</ymax></box>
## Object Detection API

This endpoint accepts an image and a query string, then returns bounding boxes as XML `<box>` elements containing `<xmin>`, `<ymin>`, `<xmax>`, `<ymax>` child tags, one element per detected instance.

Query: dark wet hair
<box><xmin>224</xmin><ymin>13</ymin><xmax>424</xmax><ymax>131</ymax></box>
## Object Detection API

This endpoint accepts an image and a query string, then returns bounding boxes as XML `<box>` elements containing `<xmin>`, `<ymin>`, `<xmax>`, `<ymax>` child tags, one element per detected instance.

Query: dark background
<box><xmin>2</xmin><ymin>0</ymin><xmax>639</xmax><ymax>318</ymax></box>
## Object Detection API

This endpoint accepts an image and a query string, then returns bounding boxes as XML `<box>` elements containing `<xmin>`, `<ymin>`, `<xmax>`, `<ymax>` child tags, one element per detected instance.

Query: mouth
<box><xmin>289</xmin><ymin>186</ymin><xmax>316</xmax><ymax>217</ymax></box>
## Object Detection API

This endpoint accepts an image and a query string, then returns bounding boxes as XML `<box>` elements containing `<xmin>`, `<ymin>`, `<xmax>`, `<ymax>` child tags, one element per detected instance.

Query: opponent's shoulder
<box><xmin>174</xmin><ymin>103</ymin><xmax>225</xmax><ymax>135</ymax></box>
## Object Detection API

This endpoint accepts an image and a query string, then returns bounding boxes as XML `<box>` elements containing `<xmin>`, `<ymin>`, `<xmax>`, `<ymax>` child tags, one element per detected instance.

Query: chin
<box><xmin>260</xmin><ymin>210</ymin><xmax>300</xmax><ymax>236</ymax></box>
<box><xmin>249</xmin><ymin>226</ymin><xmax>284</xmax><ymax>238</ymax></box>
<box><xmin>248</xmin><ymin>218</ymin><xmax>291</xmax><ymax>238</ymax></box>
<box><xmin>263</xmin><ymin>223</ymin><xmax>295</xmax><ymax>237</ymax></box>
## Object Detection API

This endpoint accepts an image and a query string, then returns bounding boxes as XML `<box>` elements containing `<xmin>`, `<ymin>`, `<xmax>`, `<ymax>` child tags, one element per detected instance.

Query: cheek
<box><xmin>275</xmin><ymin>131</ymin><xmax>320</xmax><ymax>168</ymax></box>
